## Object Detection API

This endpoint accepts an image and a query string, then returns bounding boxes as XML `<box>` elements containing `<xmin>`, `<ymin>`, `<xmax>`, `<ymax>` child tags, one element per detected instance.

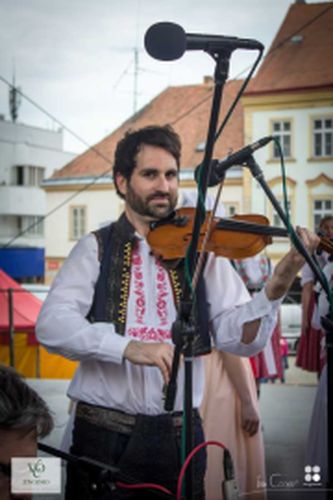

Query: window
<box><xmin>19</xmin><ymin>216</ymin><xmax>44</xmax><ymax>236</ymax></box>
<box><xmin>312</xmin><ymin>117</ymin><xmax>333</xmax><ymax>158</ymax></box>
<box><xmin>70</xmin><ymin>206</ymin><xmax>86</xmax><ymax>240</ymax></box>
<box><xmin>195</xmin><ymin>141</ymin><xmax>206</xmax><ymax>152</ymax></box>
<box><xmin>313</xmin><ymin>199</ymin><xmax>332</xmax><ymax>230</ymax></box>
<box><xmin>272</xmin><ymin>120</ymin><xmax>292</xmax><ymax>159</ymax></box>
<box><xmin>16</xmin><ymin>166</ymin><xmax>24</xmax><ymax>185</ymax></box>
<box><xmin>14</xmin><ymin>165</ymin><xmax>45</xmax><ymax>186</ymax></box>
<box><xmin>224</xmin><ymin>203</ymin><xmax>238</xmax><ymax>217</ymax></box>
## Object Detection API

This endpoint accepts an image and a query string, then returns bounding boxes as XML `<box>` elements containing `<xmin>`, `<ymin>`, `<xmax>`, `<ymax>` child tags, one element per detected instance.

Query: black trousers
<box><xmin>65</xmin><ymin>410</ymin><xmax>206</xmax><ymax>500</ymax></box>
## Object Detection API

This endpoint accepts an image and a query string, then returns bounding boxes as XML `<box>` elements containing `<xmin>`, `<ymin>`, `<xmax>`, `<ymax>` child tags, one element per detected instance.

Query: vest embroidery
<box><xmin>88</xmin><ymin>214</ymin><xmax>211</xmax><ymax>356</ymax></box>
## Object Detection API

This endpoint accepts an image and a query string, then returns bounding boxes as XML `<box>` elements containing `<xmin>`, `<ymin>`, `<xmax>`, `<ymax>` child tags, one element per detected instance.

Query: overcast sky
<box><xmin>0</xmin><ymin>0</ymin><xmax>328</xmax><ymax>153</ymax></box>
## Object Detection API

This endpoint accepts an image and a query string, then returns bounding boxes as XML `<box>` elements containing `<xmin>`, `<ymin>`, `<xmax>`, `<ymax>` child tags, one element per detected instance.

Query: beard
<box><xmin>125</xmin><ymin>183</ymin><xmax>177</xmax><ymax>220</ymax></box>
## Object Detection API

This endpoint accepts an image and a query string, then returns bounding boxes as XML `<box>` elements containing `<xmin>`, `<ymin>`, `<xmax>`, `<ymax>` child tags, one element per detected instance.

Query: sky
<box><xmin>0</xmin><ymin>0</ymin><xmax>328</xmax><ymax>154</ymax></box>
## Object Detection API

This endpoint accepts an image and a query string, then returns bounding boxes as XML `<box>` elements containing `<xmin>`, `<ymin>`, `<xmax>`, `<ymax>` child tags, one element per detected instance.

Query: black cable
<box><xmin>0</xmin><ymin>74</ymin><xmax>117</xmax><ymax>165</ymax></box>
<box><xmin>2</xmin><ymin>171</ymin><xmax>113</xmax><ymax>248</ymax></box>
<box><xmin>1</xmin><ymin>4</ymin><xmax>330</xmax><ymax>247</ymax></box>
<box><xmin>231</xmin><ymin>4</ymin><xmax>333</xmax><ymax>80</ymax></box>
<box><xmin>265</xmin><ymin>4</ymin><xmax>333</xmax><ymax>62</ymax></box>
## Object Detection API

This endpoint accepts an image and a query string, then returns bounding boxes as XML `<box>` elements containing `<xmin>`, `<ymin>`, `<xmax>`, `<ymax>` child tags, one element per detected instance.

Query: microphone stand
<box><xmin>164</xmin><ymin>49</ymin><xmax>233</xmax><ymax>500</ymax></box>
<box><xmin>245</xmin><ymin>155</ymin><xmax>333</xmax><ymax>495</ymax></box>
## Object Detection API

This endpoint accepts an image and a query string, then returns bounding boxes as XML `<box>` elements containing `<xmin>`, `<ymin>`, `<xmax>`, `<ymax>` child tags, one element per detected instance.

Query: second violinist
<box><xmin>36</xmin><ymin>125</ymin><xmax>319</xmax><ymax>500</ymax></box>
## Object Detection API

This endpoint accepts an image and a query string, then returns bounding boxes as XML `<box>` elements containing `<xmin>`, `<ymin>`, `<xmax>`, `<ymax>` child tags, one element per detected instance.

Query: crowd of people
<box><xmin>1</xmin><ymin>124</ymin><xmax>329</xmax><ymax>499</ymax></box>
<box><xmin>297</xmin><ymin>215</ymin><xmax>333</xmax><ymax>485</ymax></box>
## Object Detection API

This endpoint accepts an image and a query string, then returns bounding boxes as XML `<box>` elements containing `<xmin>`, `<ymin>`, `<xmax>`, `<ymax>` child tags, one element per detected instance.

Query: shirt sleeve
<box><xmin>36</xmin><ymin>233</ymin><xmax>131</xmax><ymax>363</ymax></box>
<box><xmin>204</xmin><ymin>254</ymin><xmax>281</xmax><ymax>356</ymax></box>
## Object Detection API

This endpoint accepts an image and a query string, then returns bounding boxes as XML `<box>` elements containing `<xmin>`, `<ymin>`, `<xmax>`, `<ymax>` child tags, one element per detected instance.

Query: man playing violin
<box><xmin>37</xmin><ymin>125</ymin><xmax>319</xmax><ymax>499</ymax></box>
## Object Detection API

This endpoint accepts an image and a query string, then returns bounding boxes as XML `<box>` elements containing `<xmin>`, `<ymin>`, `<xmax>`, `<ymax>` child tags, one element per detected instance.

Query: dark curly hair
<box><xmin>113</xmin><ymin>125</ymin><xmax>181</xmax><ymax>199</ymax></box>
<box><xmin>0</xmin><ymin>365</ymin><xmax>53</xmax><ymax>438</ymax></box>
<box><xmin>319</xmin><ymin>215</ymin><xmax>333</xmax><ymax>229</ymax></box>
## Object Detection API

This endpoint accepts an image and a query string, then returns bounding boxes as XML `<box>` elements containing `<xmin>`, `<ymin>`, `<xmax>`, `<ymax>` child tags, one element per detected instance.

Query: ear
<box><xmin>115</xmin><ymin>173</ymin><xmax>128</xmax><ymax>197</ymax></box>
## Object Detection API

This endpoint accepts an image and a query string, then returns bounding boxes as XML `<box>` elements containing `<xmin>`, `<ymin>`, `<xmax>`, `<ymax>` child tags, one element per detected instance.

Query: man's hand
<box><xmin>124</xmin><ymin>341</ymin><xmax>174</xmax><ymax>384</ymax></box>
<box><xmin>242</xmin><ymin>228</ymin><xmax>319</xmax><ymax>344</ymax></box>
<box><xmin>265</xmin><ymin>227</ymin><xmax>320</xmax><ymax>301</ymax></box>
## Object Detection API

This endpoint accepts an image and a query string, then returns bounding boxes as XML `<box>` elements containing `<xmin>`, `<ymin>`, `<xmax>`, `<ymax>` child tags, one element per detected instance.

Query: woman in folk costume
<box><xmin>233</xmin><ymin>253</ymin><xmax>283</xmax><ymax>394</ymax></box>
<box><xmin>200</xmin><ymin>350</ymin><xmax>266</xmax><ymax>500</ymax></box>
<box><xmin>182</xmin><ymin>191</ymin><xmax>266</xmax><ymax>498</ymax></box>
<box><xmin>306</xmin><ymin>260</ymin><xmax>333</xmax><ymax>484</ymax></box>
<box><xmin>296</xmin><ymin>215</ymin><xmax>333</xmax><ymax>374</ymax></box>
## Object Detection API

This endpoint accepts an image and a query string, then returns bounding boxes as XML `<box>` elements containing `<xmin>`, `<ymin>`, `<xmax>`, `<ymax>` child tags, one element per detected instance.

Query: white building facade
<box><xmin>243</xmin><ymin>90</ymin><xmax>333</xmax><ymax>260</ymax></box>
<box><xmin>0</xmin><ymin>118</ymin><xmax>75</xmax><ymax>280</ymax></box>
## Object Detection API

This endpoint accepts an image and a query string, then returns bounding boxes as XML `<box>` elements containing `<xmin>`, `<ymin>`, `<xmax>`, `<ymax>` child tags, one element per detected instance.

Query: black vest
<box><xmin>87</xmin><ymin>213</ymin><xmax>211</xmax><ymax>356</ymax></box>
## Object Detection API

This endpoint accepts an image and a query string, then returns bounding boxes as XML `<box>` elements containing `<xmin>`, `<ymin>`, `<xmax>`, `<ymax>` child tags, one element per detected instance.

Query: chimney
<box><xmin>203</xmin><ymin>75</ymin><xmax>213</xmax><ymax>86</ymax></box>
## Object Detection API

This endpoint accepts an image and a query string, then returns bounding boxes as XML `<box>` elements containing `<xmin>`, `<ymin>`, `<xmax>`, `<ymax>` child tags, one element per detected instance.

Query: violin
<box><xmin>147</xmin><ymin>207</ymin><xmax>333</xmax><ymax>260</ymax></box>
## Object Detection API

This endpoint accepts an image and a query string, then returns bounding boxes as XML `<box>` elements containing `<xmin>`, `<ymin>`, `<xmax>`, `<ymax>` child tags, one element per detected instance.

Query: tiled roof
<box><xmin>52</xmin><ymin>78</ymin><xmax>244</xmax><ymax>178</ymax></box>
<box><xmin>247</xmin><ymin>2</ymin><xmax>333</xmax><ymax>94</ymax></box>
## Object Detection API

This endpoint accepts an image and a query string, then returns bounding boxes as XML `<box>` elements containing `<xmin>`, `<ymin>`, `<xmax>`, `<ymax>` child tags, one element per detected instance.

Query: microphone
<box><xmin>144</xmin><ymin>22</ymin><xmax>264</xmax><ymax>61</ymax></box>
<box><xmin>195</xmin><ymin>136</ymin><xmax>274</xmax><ymax>187</ymax></box>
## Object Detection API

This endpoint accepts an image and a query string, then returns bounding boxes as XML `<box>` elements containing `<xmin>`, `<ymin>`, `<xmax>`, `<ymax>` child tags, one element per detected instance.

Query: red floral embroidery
<box><xmin>128</xmin><ymin>326</ymin><xmax>171</xmax><ymax>342</ymax></box>
<box><xmin>131</xmin><ymin>247</ymin><xmax>145</xmax><ymax>324</ymax></box>
<box><xmin>155</xmin><ymin>260</ymin><xmax>169</xmax><ymax>326</ymax></box>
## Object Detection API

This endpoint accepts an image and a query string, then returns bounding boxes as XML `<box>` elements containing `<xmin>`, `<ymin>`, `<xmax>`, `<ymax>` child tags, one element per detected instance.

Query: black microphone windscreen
<box><xmin>144</xmin><ymin>22</ymin><xmax>187</xmax><ymax>61</ymax></box>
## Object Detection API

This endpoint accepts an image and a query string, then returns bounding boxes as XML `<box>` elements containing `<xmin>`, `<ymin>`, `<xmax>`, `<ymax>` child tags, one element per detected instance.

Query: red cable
<box><xmin>116</xmin><ymin>480</ymin><xmax>173</xmax><ymax>495</ymax></box>
<box><xmin>176</xmin><ymin>440</ymin><xmax>226</xmax><ymax>500</ymax></box>
<box><xmin>116</xmin><ymin>439</ymin><xmax>226</xmax><ymax>500</ymax></box>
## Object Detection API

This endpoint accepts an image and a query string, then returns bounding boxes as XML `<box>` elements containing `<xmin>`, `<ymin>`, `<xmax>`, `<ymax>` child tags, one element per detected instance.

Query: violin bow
<box><xmin>191</xmin><ymin>183</ymin><xmax>224</xmax><ymax>290</ymax></box>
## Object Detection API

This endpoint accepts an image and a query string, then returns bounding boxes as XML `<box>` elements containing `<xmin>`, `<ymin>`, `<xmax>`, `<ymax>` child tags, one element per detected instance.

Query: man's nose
<box><xmin>156</xmin><ymin>175</ymin><xmax>170</xmax><ymax>192</ymax></box>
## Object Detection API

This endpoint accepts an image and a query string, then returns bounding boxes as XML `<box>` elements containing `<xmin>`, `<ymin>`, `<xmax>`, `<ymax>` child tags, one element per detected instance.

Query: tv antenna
<box><xmin>9</xmin><ymin>66</ymin><xmax>21</xmax><ymax>122</ymax></box>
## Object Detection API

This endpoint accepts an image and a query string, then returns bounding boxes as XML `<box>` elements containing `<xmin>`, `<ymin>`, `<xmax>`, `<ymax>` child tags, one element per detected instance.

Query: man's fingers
<box><xmin>156</xmin><ymin>349</ymin><xmax>174</xmax><ymax>384</ymax></box>
<box><xmin>158</xmin><ymin>357</ymin><xmax>171</xmax><ymax>385</ymax></box>
<box><xmin>124</xmin><ymin>341</ymin><xmax>175</xmax><ymax>384</ymax></box>
<box><xmin>295</xmin><ymin>226</ymin><xmax>320</xmax><ymax>254</ymax></box>
<box><xmin>296</xmin><ymin>226</ymin><xmax>310</xmax><ymax>248</ymax></box>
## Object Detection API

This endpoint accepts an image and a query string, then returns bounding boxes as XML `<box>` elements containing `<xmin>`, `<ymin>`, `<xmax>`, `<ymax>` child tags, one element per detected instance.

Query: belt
<box><xmin>76</xmin><ymin>401</ymin><xmax>197</xmax><ymax>435</ymax></box>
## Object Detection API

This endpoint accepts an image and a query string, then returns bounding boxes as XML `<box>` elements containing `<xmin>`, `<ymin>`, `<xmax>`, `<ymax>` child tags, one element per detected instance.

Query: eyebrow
<box><xmin>140</xmin><ymin>167</ymin><xmax>178</xmax><ymax>174</ymax></box>
<box><xmin>140</xmin><ymin>167</ymin><xmax>158</xmax><ymax>173</ymax></box>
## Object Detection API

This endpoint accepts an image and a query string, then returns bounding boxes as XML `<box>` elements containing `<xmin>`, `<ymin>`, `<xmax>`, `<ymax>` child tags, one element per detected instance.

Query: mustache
<box><xmin>147</xmin><ymin>192</ymin><xmax>171</xmax><ymax>201</ymax></box>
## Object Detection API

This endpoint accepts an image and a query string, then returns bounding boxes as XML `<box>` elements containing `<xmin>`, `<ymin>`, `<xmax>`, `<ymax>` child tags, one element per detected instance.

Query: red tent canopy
<box><xmin>0</xmin><ymin>268</ymin><xmax>77</xmax><ymax>378</ymax></box>
<box><xmin>0</xmin><ymin>269</ymin><xmax>42</xmax><ymax>343</ymax></box>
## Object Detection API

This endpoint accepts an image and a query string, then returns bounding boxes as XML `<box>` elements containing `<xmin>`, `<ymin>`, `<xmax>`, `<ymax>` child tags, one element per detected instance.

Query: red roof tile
<box><xmin>247</xmin><ymin>2</ymin><xmax>333</xmax><ymax>94</ymax></box>
<box><xmin>52</xmin><ymin>78</ymin><xmax>244</xmax><ymax>179</ymax></box>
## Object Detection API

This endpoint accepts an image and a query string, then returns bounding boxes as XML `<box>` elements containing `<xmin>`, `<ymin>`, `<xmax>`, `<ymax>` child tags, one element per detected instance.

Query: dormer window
<box><xmin>196</xmin><ymin>141</ymin><xmax>206</xmax><ymax>152</ymax></box>
<box><xmin>290</xmin><ymin>35</ymin><xmax>303</xmax><ymax>44</ymax></box>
